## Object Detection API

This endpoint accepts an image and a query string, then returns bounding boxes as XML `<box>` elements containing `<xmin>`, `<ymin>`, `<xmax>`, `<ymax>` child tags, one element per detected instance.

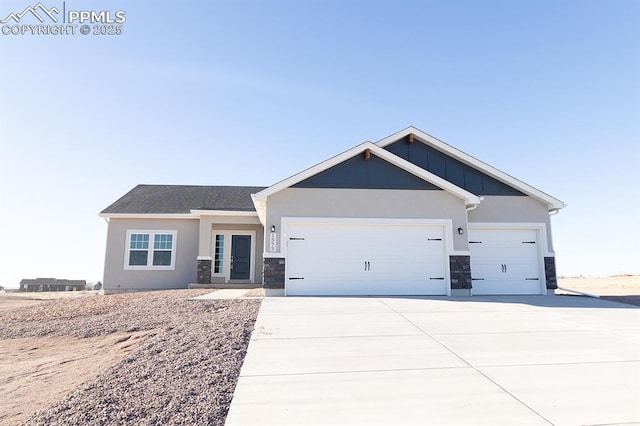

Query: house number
<box><xmin>269</xmin><ymin>232</ymin><xmax>277</xmax><ymax>252</ymax></box>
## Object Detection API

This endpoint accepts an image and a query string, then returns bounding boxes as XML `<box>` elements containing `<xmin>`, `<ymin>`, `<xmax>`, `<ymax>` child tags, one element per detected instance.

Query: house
<box><xmin>100</xmin><ymin>127</ymin><xmax>565</xmax><ymax>296</ymax></box>
<box><xmin>20</xmin><ymin>278</ymin><xmax>86</xmax><ymax>292</ymax></box>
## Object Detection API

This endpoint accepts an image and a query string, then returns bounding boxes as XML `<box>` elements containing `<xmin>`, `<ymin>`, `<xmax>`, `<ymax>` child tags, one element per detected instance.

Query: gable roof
<box><xmin>376</xmin><ymin>127</ymin><xmax>566</xmax><ymax>210</ymax></box>
<box><xmin>252</xmin><ymin>142</ymin><xmax>482</xmax><ymax>205</ymax></box>
<box><xmin>100</xmin><ymin>185</ymin><xmax>266</xmax><ymax>216</ymax></box>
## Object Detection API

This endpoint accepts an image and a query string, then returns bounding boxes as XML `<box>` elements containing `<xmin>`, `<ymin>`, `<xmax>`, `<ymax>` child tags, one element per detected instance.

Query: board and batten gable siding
<box><xmin>103</xmin><ymin>218</ymin><xmax>198</xmax><ymax>292</ymax></box>
<box><xmin>467</xmin><ymin>195</ymin><xmax>554</xmax><ymax>250</ymax></box>
<box><xmin>385</xmin><ymin>138</ymin><xmax>524</xmax><ymax>196</ymax></box>
<box><xmin>265</xmin><ymin>188</ymin><xmax>468</xmax><ymax>253</ymax></box>
<box><xmin>292</xmin><ymin>153</ymin><xmax>442</xmax><ymax>190</ymax></box>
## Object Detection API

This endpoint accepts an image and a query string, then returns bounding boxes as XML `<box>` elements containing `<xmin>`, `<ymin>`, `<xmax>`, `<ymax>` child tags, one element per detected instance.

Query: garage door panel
<box><xmin>288</xmin><ymin>280</ymin><xmax>369</xmax><ymax>296</ymax></box>
<box><xmin>469</xmin><ymin>228</ymin><xmax>543</xmax><ymax>295</ymax></box>
<box><xmin>367</xmin><ymin>280</ymin><xmax>447</xmax><ymax>296</ymax></box>
<box><xmin>286</xmin><ymin>222</ymin><xmax>448</xmax><ymax>296</ymax></box>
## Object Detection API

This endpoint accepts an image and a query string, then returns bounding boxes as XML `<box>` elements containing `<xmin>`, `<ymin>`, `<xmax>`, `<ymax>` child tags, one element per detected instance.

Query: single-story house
<box><xmin>20</xmin><ymin>278</ymin><xmax>86</xmax><ymax>292</ymax></box>
<box><xmin>100</xmin><ymin>126</ymin><xmax>565</xmax><ymax>296</ymax></box>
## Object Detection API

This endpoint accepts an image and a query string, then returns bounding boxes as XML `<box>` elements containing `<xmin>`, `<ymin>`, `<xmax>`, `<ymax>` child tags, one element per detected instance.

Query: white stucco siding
<box><xmin>103</xmin><ymin>218</ymin><xmax>199</xmax><ymax>292</ymax></box>
<box><xmin>265</xmin><ymin>188</ymin><xmax>468</xmax><ymax>252</ymax></box>
<box><xmin>468</xmin><ymin>196</ymin><xmax>553</xmax><ymax>251</ymax></box>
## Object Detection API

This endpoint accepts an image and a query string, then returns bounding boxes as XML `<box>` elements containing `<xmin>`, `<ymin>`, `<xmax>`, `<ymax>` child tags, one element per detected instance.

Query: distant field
<box><xmin>0</xmin><ymin>290</ymin><xmax>100</xmax><ymax>313</ymax></box>
<box><xmin>557</xmin><ymin>275</ymin><xmax>640</xmax><ymax>295</ymax></box>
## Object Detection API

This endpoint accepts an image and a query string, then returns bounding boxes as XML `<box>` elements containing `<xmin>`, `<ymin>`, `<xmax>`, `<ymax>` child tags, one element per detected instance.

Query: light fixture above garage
<box><xmin>271</xmin><ymin>225</ymin><xmax>276</xmax><ymax>232</ymax></box>
<box><xmin>457</xmin><ymin>227</ymin><xmax>464</xmax><ymax>235</ymax></box>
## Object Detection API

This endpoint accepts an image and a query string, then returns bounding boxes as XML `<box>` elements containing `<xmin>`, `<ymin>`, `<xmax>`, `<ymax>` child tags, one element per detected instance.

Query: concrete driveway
<box><xmin>226</xmin><ymin>296</ymin><xmax>640</xmax><ymax>425</ymax></box>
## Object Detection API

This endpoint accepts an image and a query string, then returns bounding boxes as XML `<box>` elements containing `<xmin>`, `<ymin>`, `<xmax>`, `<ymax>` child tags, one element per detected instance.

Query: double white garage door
<box><xmin>286</xmin><ymin>222</ymin><xmax>448</xmax><ymax>296</ymax></box>
<box><xmin>285</xmin><ymin>222</ymin><xmax>545</xmax><ymax>296</ymax></box>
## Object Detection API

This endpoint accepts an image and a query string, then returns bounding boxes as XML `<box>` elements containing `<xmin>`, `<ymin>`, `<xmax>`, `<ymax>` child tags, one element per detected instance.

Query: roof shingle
<box><xmin>101</xmin><ymin>185</ymin><xmax>266</xmax><ymax>214</ymax></box>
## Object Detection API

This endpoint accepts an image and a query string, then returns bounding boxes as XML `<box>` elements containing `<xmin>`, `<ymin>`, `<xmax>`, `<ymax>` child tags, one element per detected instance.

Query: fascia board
<box><xmin>98</xmin><ymin>213</ymin><xmax>198</xmax><ymax>219</ymax></box>
<box><xmin>251</xmin><ymin>195</ymin><xmax>267</xmax><ymax>225</ymax></box>
<box><xmin>376</xmin><ymin>127</ymin><xmax>566</xmax><ymax>210</ymax></box>
<box><xmin>190</xmin><ymin>210</ymin><xmax>258</xmax><ymax>217</ymax></box>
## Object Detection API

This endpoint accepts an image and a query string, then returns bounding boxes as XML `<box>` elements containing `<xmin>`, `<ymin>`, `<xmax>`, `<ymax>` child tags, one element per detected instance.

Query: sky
<box><xmin>0</xmin><ymin>0</ymin><xmax>638</xmax><ymax>288</ymax></box>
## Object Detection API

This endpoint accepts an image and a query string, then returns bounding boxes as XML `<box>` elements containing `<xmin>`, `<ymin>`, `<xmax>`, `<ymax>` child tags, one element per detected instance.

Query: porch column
<box><xmin>197</xmin><ymin>256</ymin><xmax>212</xmax><ymax>284</ymax></box>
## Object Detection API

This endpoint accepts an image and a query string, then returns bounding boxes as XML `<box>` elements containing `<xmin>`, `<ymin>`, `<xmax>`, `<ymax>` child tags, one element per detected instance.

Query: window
<box><xmin>152</xmin><ymin>233</ymin><xmax>173</xmax><ymax>265</ymax></box>
<box><xmin>129</xmin><ymin>233</ymin><xmax>149</xmax><ymax>265</ymax></box>
<box><xmin>125</xmin><ymin>230</ymin><xmax>176</xmax><ymax>269</ymax></box>
<box><xmin>214</xmin><ymin>234</ymin><xmax>224</xmax><ymax>273</ymax></box>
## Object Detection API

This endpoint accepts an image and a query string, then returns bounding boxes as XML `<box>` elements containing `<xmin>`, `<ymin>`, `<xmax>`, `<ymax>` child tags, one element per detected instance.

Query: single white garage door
<box><xmin>469</xmin><ymin>228</ymin><xmax>543</xmax><ymax>295</ymax></box>
<box><xmin>286</xmin><ymin>222</ymin><xmax>448</xmax><ymax>296</ymax></box>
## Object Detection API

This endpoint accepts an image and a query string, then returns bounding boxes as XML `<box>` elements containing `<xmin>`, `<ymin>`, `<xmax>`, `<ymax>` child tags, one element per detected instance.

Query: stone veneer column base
<box><xmin>544</xmin><ymin>257</ymin><xmax>558</xmax><ymax>290</ymax></box>
<box><xmin>263</xmin><ymin>258</ymin><xmax>285</xmax><ymax>292</ymax></box>
<box><xmin>449</xmin><ymin>255</ymin><xmax>472</xmax><ymax>290</ymax></box>
<box><xmin>196</xmin><ymin>257</ymin><xmax>212</xmax><ymax>285</ymax></box>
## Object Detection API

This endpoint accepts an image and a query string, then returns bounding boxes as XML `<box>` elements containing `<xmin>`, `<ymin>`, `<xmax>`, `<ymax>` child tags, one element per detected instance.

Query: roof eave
<box><xmin>98</xmin><ymin>213</ymin><xmax>198</xmax><ymax>220</ymax></box>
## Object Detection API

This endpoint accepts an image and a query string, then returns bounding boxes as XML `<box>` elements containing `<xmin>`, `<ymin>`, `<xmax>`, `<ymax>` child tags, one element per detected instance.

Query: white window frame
<box><xmin>213</xmin><ymin>233</ymin><xmax>225</xmax><ymax>275</ymax></box>
<box><xmin>124</xmin><ymin>230</ymin><xmax>177</xmax><ymax>270</ymax></box>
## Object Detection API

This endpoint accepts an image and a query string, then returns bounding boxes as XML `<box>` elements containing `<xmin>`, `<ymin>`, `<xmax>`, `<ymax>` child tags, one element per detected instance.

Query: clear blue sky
<box><xmin>1</xmin><ymin>0</ymin><xmax>638</xmax><ymax>288</ymax></box>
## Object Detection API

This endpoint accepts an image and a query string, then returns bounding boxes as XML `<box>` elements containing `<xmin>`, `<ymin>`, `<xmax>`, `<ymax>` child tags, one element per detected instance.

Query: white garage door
<box><xmin>286</xmin><ymin>222</ymin><xmax>448</xmax><ymax>296</ymax></box>
<box><xmin>469</xmin><ymin>228</ymin><xmax>543</xmax><ymax>295</ymax></box>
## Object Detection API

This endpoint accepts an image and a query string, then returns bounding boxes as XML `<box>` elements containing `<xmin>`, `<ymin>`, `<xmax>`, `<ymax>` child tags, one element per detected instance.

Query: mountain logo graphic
<box><xmin>1</xmin><ymin>2</ymin><xmax>60</xmax><ymax>24</ymax></box>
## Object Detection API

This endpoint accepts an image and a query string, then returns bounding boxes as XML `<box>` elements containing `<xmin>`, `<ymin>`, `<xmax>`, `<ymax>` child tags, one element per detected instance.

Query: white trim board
<box><xmin>100</xmin><ymin>210</ymin><xmax>258</xmax><ymax>220</ymax></box>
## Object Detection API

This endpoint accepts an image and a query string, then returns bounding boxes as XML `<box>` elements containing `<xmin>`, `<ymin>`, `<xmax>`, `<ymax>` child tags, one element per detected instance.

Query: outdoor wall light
<box><xmin>457</xmin><ymin>227</ymin><xmax>464</xmax><ymax>235</ymax></box>
<box><xmin>271</xmin><ymin>225</ymin><xmax>276</xmax><ymax>232</ymax></box>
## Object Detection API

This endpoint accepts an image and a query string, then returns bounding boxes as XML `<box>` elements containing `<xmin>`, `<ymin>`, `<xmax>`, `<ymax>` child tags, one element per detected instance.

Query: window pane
<box><xmin>129</xmin><ymin>250</ymin><xmax>148</xmax><ymax>266</ymax></box>
<box><xmin>130</xmin><ymin>234</ymin><xmax>149</xmax><ymax>250</ymax></box>
<box><xmin>214</xmin><ymin>234</ymin><xmax>224</xmax><ymax>273</ymax></box>
<box><xmin>153</xmin><ymin>250</ymin><xmax>172</xmax><ymax>266</ymax></box>
<box><xmin>154</xmin><ymin>234</ymin><xmax>173</xmax><ymax>250</ymax></box>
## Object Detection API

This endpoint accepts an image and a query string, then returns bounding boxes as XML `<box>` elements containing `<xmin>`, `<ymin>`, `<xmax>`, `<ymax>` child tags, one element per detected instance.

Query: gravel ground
<box><xmin>0</xmin><ymin>290</ymin><xmax>261</xmax><ymax>425</ymax></box>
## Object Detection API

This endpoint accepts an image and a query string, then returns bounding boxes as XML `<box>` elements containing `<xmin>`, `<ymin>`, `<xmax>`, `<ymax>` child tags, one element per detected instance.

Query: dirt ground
<box><xmin>0</xmin><ymin>289</ymin><xmax>261</xmax><ymax>425</ymax></box>
<box><xmin>0</xmin><ymin>331</ymin><xmax>149</xmax><ymax>426</ymax></box>
<box><xmin>557</xmin><ymin>275</ymin><xmax>640</xmax><ymax>306</ymax></box>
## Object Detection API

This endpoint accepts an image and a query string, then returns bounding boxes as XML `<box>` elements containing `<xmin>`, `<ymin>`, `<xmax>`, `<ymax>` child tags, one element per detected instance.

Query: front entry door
<box><xmin>230</xmin><ymin>235</ymin><xmax>251</xmax><ymax>280</ymax></box>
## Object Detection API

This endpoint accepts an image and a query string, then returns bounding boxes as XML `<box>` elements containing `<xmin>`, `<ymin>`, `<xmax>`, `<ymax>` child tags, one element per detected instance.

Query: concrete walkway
<box><xmin>226</xmin><ymin>295</ymin><xmax>640</xmax><ymax>425</ymax></box>
<box><xmin>190</xmin><ymin>289</ymin><xmax>249</xmax><ymax>300</ymax></box>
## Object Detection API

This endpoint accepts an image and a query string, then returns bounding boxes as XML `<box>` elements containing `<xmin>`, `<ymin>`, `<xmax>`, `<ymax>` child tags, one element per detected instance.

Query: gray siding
<box><xmin>266</xmin><ymin>188</ymin><xmax>468</xmax><ymax>251</ymax></box>
<box><xmin>468</xmin><ymin>196</ymin><xmax>553</xmax><ymax>250</ymax></box>
<box><xmin>103</xmin><ymin>218</ymin><xmax>199</xmax><ymax>292</ymax></box>
<box><xmin>385</xmin><ymin>139</ymin><xmax>524</xmax><ymax>196</ymax></box>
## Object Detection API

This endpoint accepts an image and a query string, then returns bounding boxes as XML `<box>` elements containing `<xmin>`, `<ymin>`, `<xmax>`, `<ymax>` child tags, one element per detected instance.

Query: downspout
<box><xmin>549</xmin><ymin>208</ymin><xmax>560</xmax><ymax>216</ymax></box>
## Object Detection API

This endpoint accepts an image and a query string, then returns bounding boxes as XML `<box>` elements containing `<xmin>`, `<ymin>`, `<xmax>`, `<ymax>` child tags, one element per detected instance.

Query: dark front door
<box><xmin>230</xmin><ymin>235</ymin><xmax>251</xmax><ymax>280</ymax></box>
